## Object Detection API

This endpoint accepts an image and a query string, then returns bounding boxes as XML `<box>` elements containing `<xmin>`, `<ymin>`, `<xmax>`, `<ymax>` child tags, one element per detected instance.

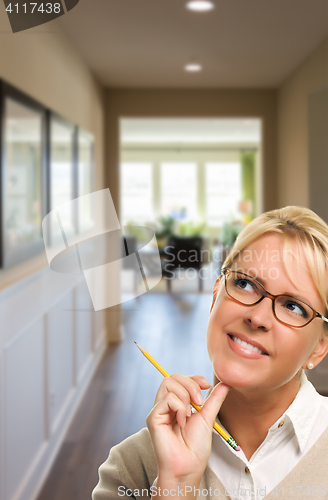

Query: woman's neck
<box><xmin>214</xmin><ymin>375</ymin><xmax>301</xmax><ymax>460</ymax></box>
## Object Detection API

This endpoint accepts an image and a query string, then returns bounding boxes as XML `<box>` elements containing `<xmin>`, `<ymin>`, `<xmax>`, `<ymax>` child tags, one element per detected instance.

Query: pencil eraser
<box><xmin>235</xmin><ymin>446</ymin><xmax>240</xmax><ymax>451</ymax></box>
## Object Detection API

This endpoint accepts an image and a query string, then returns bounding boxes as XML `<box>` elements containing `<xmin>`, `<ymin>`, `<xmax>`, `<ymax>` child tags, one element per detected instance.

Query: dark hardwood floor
<box><xmin>36</xmin><ymin>292</ymin><xmax>214</xmax><ymax>500</ymax></box>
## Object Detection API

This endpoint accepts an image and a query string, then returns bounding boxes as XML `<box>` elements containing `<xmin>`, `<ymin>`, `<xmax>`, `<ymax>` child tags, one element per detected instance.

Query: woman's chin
<box><xmin>214</xmin><ymin>366</ymin><xmax>255</xmax><ymax>389</ymax></box>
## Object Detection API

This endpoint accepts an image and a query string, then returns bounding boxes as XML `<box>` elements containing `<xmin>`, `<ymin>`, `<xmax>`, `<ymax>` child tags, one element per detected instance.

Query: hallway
<box><xmin>36</xmin><ymin>292</ymin><xmax>214</xmax><ymax>500</ymax></box>
<box><xmin>1</xmin><ymin>3</ymin><xmax>328</xmax><ymax>500</ymax></box>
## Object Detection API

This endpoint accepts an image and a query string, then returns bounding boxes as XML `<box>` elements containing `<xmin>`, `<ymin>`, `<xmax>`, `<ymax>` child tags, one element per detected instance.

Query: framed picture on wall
<box><xmin>48</xmin><ymin>112</ymin><xmax>76</xmax><ymax>242</ymax></box>
<box><xmin>0</xmin><ymin>81</ymin><xmax>46</xmax><ymax>268</ymax></box>
<box><xmin>77</xmin><ymin>127</ymin><xmax>95</xmax><ymax>234</ymax></box>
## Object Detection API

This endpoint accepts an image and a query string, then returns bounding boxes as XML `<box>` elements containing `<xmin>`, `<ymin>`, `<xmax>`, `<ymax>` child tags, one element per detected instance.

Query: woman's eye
<box><xmin>233</xmin><ymin>278</ymin><xmax>256</xmax><ymax>292</ymax></box>
<box><xmin>284</xmin><ymin>301</ymin><xmax>308</xmax><ymax>318</ymax></box>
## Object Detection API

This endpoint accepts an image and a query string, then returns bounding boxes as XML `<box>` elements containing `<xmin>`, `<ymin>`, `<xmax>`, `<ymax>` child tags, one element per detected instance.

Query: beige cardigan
<box><xmin>92</xmin><ymin>426</ymin><xmax>328</xmax><ymax>499</ymax></box>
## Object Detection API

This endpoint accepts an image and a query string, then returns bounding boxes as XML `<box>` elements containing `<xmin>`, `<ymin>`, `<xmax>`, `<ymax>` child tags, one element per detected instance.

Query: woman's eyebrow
<box><xmin>249</xmin><ymin>273</ymin><xmax>267</xmax><ymax>288</ymax></box>
<box><xmin>234</xmin><ymin>267</ymin><xmax>269</xmax><ymax>288</ymax></box>
<box><xmin>235</xmin><ymin>268</ymin><xmax>259</xmax><ymax>280</ymax></box>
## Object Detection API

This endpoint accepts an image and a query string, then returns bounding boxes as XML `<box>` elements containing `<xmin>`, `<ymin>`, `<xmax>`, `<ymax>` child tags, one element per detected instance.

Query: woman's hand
<box><xmin>146</xmin><ymin>374</ymin><xmax>230</xmax><ymax>491</ymax></box>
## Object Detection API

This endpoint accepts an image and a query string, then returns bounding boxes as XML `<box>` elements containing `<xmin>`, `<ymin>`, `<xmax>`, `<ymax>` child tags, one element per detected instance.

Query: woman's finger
<box><xmin>189</xmin><ymin>374</ymin><xmax>212</xmax><ymax>390</ymax></box>
<box><xmin>147</xmin><ymin>392</ymin><xmax>189</xmax><ymax>429</ymax></box>
<box><xmin>154</xmin><ymin>373</ymin><xmax>206</xmax><ymax>408</ymax></box>
<box><xmin>154</xmin><ymin>377</ymin><xmax>193</xmax><ymax>408</ymax></box>
<box><xmin>199</xmin><ymin>383</ymin><xmax>230</xmax><ymax>430</ymax></box>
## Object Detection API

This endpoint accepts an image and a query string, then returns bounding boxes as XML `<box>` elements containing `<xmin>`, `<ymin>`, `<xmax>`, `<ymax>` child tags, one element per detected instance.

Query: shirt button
<box><xmin>278</xmin><ymin>420</ymin><xmax>285</xmax><ymax>428</ymax></box>
<box><xmin>245</xmin><ymin>466</ymin><xmax>250</xmax><ymax>474</ymax></box>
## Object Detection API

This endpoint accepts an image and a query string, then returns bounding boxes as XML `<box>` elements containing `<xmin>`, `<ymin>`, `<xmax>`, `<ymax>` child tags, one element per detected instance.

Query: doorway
<box><xmin>119</xmin><ymin>118</ymin><xmax>262</xmax><ymax>295</ymax></box>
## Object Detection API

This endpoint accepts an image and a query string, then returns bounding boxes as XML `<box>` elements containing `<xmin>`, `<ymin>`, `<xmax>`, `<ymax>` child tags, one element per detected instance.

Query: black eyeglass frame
<box><xmin>222</xmin><ymin>268</ymin><xmax>328</xmax><ymax>328</ymax></box>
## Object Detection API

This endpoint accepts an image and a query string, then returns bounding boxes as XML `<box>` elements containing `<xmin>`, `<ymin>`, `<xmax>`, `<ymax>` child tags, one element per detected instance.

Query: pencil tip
<box><xmin>134</xmin><ymin>341</ymin><xmax>145</xmax><ymax>353</ymax></box>
<box><xmin>134</xmin><ymin>341</ymin><xmax>137</xmax><ymax>344</ymax></box>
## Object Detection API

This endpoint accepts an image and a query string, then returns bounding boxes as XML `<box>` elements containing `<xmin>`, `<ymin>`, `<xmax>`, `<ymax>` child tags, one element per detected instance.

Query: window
<box><xmin>121</xmin><ymin>162</ymin><xmax>153</xmax><ymax>223</ymax></box>
<box><xmin>161</xmin><ymin>162</ymin><xmax>197</xmax><ymax>219</ymax></box>
<box><xmin>206</xmin><ymin>162</ymin><xmax>242</xmax><ymax>226</ymax></box>
<box><xmin>120</xmin><ymin>159</ymin><xmax>247</xmax><ymax>228</ymax></box>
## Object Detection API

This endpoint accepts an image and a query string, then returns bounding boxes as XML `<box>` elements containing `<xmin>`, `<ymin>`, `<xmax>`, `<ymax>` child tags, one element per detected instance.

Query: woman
<box><xmin>93</xmin><ymin>206</ymin><xmax>328</xmax><ymax>499</ymax></box>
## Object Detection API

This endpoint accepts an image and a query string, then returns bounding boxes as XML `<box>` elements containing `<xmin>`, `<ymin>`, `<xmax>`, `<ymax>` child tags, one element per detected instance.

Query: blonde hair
<box><xmin>212</xmin><ymin>206</ymin><xmax>328</xmax><ymax>332</ymax></box>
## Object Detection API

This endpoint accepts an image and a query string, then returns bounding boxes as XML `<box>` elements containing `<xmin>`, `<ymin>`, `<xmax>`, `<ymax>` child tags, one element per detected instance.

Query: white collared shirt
<box><xmin>208</xmin><ymin>372</ymin><xmax>328</xmax><ymax>500</ymax></box>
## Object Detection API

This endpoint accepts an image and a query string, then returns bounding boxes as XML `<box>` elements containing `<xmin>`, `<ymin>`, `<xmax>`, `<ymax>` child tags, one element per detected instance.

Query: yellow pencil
<box><xmin>134</xmin><ymin>341</ymin><xmax>240</xmax><ymax>452</ymax></box>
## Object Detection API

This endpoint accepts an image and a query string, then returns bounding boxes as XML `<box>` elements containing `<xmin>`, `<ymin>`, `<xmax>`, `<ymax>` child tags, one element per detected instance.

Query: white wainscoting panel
<box><xmin>47</xmin><ymin>292</ymin><xmax>74</xmax><ymax>434</ymax></box>
<box><xmin>74</xmin><ymin>281</ymin><xmax>93</xmax><ymax>384</ymax></box>
<box><xmin>0</xmin><ymin>267</ymin><xmax>106</xmax><ymax>500</ymax></box>
<box><xmin>4</xmin><ymin>317</ymin><xmax>46</xmax><ymax>500</ymax></box>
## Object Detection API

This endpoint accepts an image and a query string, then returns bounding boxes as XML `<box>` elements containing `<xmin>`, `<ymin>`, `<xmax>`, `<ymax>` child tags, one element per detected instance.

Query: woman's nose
<box><xmin>244</xmin><ymin>296</ymin><xmax>274</xmax><ymax>331</ymax></box>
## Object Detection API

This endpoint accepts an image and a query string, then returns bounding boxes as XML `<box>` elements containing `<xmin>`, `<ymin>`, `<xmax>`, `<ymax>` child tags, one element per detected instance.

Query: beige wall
<box><xmin>277</xmin><ymin>36</ymin><xmax>328</xmax><ymax>208</ymax></box>
<box><xmin>0</xmin><ymin>13</ymin><xmax>106</xmax><ymax>290</ymax></box>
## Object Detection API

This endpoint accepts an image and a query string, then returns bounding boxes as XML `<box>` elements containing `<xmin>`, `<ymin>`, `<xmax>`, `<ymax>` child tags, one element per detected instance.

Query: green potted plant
<box><xmin>220</xmin><ymin>220</ymin><xmax>244</xmax><ymax>247</ymax></box>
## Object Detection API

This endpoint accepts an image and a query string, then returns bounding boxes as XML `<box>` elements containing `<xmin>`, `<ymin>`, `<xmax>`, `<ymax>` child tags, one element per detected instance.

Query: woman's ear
<box><xmin>303</xmin><ymin>336</ymin><xmax>328</xmax><ymax>370</ymax></box>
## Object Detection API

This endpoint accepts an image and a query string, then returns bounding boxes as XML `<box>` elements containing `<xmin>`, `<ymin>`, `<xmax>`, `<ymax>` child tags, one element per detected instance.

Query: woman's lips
<box><xmin>227</xmin><ymin>333</ymin><xmax>269</xmax><ymax>359</ymax></box>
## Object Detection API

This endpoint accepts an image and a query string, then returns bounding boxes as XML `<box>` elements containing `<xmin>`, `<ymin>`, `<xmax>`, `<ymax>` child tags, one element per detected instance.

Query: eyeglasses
<box><xmin>222</xmin><ymin>268</ymin><xmax>328</xmax><ymax>328</ymax></box>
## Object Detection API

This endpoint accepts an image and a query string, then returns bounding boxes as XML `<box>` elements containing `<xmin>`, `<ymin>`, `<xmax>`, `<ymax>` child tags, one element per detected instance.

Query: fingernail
<box><xmin>195</xmin><ymin>393</ymin><xmax>204</xmax><ymax>405</ymax></box>
<box><xmin>187</xmin><ymin>405</ymin><xmax>191</xmax><ymax>417</ymax></box>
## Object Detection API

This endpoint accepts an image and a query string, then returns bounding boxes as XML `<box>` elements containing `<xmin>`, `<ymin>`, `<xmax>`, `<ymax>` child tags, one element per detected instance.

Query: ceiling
<box><xmin>58</xmin><ymin>0</ymin><xmax>328</xmax><ymax>88</ymax></box>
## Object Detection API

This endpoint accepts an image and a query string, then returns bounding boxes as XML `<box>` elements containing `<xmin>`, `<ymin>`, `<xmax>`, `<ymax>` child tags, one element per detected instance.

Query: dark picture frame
<box><xmin>0</xmin><ymin>80</ymin><xmax>96</xmax><ymax>269</ymax></box>
<box><xmin>0</xmin><ymin>81</ymin><xmax>47</xmax><ymax>268</ymax></box>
